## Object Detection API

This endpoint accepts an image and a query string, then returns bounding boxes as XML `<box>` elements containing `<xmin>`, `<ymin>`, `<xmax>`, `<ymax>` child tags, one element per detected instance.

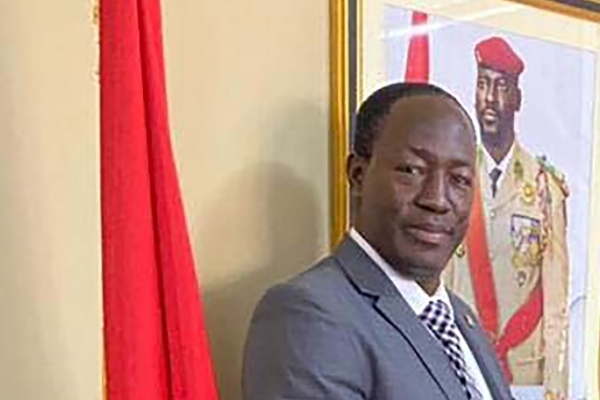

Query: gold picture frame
<box><xmin>330</xmin><ymin>0</ymin><xmax>600</xmax><ymax>398</ymax></box>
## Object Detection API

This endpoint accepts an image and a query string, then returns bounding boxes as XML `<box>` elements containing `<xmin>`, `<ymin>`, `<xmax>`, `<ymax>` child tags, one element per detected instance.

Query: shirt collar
<box><xmin>349</xmin><ymin>227</ymin><xmax>453</xmax><ymax>317</ymax></box>
<box><xmin>482</xmin><ymin>141</ymin><xmax>515</xmax><ymax>177</ymax></box>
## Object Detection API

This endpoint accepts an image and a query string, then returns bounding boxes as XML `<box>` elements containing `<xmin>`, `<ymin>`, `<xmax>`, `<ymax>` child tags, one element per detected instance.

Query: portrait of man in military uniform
<box><xmin>366</xmin><ymin>5</ymin><xmax>597</xmax><ymax>398</ymax></box>
<box><xmin>443</xmin><ymin>37</ymin><xmax>571</xmax><ymax>400</ymax></box>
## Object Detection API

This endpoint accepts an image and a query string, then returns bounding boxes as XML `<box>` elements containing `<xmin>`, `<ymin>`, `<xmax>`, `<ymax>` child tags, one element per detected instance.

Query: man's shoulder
<box><xmin>517</xmin><ymin>143</ymin><xmax>569</xmax><ymax>198</ymax></box>
<box><xmin>286</xmin><ymin>254</ymin><xmax>348</xmax><ymax>295</ymax></box>
<box><xmin>257</xmin><ymin>253</ymin><xmax>352</xmax><ymax>314</ymax></box>
<box><xmin>535</xmin><ymin>154</ymin><xmax>569</xmax><ymax>198</ymax></box>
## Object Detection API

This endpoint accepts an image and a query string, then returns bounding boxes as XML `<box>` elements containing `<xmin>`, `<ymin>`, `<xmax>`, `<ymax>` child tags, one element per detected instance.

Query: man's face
<box><xmin>349</xmin><ymin>95</ymin><xmax>476</xmax><ymax>280</ymax></box>
<box><xmin>475</xmin><ymin>66</ymin><xmax>521</xmax><ymax>137</ymax></box>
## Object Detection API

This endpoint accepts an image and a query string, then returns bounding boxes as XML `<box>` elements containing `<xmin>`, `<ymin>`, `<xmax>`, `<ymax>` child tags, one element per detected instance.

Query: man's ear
<box><xmin>347</xmin><ymin>153</ymin><xmax>369</xmax><ymax>196</ymax></box>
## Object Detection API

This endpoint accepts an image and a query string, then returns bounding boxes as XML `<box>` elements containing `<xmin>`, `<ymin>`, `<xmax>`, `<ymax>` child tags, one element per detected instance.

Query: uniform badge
<box><xmin>521</xmin><ymin>182</ymin><xmax>536</xmax><ymax>205</ymax></box>
<box><xmin>464</xmin><ymin>314</ymin><xmax>476</xmax><ymax>328</ymax></box>
<box><xmin>516</xmin><ymin>270</ymin><xmax>528</xmax><ymax>287</ymax></box>
<box><xmin>514</xmin><ymin>159</ymin><xmax>524</xmax><ymax>182</ymax></box>
<box><xmin>456</xmin><ymin>244</ymin><xmax>466</xmax><ymax>258</ymax></box>
<box><xmin>511</xmin><ymin>214</ymin><xmax>543</xmax><ymax>269</ymax></box>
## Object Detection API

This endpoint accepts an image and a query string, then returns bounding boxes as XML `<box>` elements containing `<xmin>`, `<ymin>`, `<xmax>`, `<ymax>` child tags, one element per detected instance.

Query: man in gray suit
<box><xmin>242</xmin><ymin>82</ymin><xmax>513</xmax><ymax>400</ymax></box>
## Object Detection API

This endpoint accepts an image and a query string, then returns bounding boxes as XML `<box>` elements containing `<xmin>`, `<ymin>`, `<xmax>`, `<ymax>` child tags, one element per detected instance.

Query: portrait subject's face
<box><xmin>349</xmin><ymin>95</ymin><xmax>476</xmax><ymax>281</ymax></box>
<box><xmin>475</xmin><ymin>66</ymin><xmax>521</xmax><ymax>140</ymax></box>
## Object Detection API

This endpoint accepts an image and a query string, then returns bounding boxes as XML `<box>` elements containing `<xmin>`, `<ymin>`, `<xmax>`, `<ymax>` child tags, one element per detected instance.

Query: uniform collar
<box><xmin>482</xmin><ymin>140</ymin><xmax>515</xmax><ymax>178</ymax></box>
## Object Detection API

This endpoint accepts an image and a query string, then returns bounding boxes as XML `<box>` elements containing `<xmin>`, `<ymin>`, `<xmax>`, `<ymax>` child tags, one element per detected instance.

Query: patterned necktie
<box><xmin>489</xmin><ymin>167</ymin><xmax>502</xmax><ymax>197</ymax></box>
<box><xmin>419</xmin><ymin>300</ymin><xmax>483</xmax><ymax>400</ymax></box>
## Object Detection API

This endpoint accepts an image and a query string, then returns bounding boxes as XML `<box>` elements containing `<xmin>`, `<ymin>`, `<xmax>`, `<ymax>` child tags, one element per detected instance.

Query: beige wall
<box><xmin>0</xmin><ymin>0</ymin><xmax>329</xmax><ymax>399</ymax></box>
<box><xmin>0</xmin><ymin>0</ymin><xmax>101</xmax><ymax>399</ymax></box>
<box><xmin>164</xmin><ymin>1</ymin><xmax>330</xmax><ymax>400</ymax></box>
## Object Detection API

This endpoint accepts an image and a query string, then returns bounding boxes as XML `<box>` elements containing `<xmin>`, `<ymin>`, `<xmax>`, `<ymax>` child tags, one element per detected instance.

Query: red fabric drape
<box><xmin>100</xmin><ymin>0</ymin><xmax>220</xmax><ymax>399</ymax></box>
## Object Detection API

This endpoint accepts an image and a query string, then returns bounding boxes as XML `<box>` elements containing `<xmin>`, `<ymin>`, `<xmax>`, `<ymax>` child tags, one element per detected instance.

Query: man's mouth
<box><xmin>482</xmin><ymin>109</ymin><xmax>498</xmax><ymax>123</ymax></box>
<box><xmin>404</xmin><ymin>223</ymin><xmax>452</xmax><ymax>246</ymax></box>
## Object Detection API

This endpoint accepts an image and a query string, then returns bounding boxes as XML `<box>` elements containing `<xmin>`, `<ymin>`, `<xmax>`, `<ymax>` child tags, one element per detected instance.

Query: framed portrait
<box><xmin>329</xmin><ymin>0</ymin><xmax>600</xmax><ymax>399</ymax></box>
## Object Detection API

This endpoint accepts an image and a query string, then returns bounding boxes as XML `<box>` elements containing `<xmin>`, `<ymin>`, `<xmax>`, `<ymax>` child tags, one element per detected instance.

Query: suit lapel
<box><xmin>451</xmin><ymin>294</ymin><xmax>513</xmax><ymax>400</ymax></box>
<box><xmin>334</xmin><ymin>237</ymin><xmax>468</xmax><ymax>400</ymax></box>
<box><xmin>374</xmin><ymin>297</ymin><xmax>468</xmax><ymax>400</ymax></box>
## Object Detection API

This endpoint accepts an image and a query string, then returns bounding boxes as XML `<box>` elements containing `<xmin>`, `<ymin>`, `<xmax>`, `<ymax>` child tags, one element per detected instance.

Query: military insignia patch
<box><xmin>511</xmin><ymin>214</ymin><xmax>543</xmax><ymax>269</ymax></box>
<box><xmin>521</xmin><ymin>182</ymin><xmax>536</xmax><ymax>205</ymax></box>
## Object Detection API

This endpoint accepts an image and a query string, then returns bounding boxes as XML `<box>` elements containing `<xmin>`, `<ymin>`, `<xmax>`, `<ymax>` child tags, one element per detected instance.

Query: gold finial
<box><xmin>92</xmin><ymin>0</ymin><xmax>100</xmax><ymax>82</ymax></box>
<box><xmin>92</xmin><ymin>0</ymin><xmax>99</xmax><ymax>27</ymax></box>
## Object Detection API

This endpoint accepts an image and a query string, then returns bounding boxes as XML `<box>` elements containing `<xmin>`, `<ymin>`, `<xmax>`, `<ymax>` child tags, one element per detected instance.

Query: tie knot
<box><xmin>489</xmin><ymin>167</ymin><xmax>502</xmax><ymax>184</ymax></box>
<box><xmin>419</xmin><ymin>299</ymin><xmax>457</xmax><ymax>339</ymax></box>
<box><xmin>489</xmin><ymin>167</ymin><xmax>502</xmax><ymax>196</ymax></box>
<box><xmin>420</xmin><ymin>299</ymin><xmax>453</xmax><ymax>323</ymax></box>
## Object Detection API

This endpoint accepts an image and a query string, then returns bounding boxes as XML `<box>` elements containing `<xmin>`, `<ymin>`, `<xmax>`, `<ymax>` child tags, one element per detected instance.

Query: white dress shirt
<box><xmin>349</xmin><ymin>228</ymin><xmax>494</xmax><ymax>400</ymax></box>
<box><xmin>482</xmin><ymin>142</ymin><xmax>515</xmax><ymax>191</ymax></box>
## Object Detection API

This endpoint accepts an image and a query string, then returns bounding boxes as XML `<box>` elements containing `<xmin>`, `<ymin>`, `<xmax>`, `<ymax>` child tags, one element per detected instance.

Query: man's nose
<box><xmin>414</xmin><ymin>172</ymin><xmax>451</xmax><ymax>214</ymax></box>
<box><xmin>485</xmin><ymin>85</ymin><xmax>495</xmax><ymax>104</ymax></box>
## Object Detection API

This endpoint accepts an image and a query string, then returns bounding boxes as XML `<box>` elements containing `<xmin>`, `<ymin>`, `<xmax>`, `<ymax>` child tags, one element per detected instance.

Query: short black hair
<box><xmin>352</xmin><ymin>82</ymin><xmax>469</xmax><ymax>159</ymax></box>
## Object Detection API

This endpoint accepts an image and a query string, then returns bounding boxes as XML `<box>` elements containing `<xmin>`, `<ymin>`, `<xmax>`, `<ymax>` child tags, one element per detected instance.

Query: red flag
<box><xmin>404</xmin><ymin>11</ymin><xmax>430</xmax><ymax>82</ymax></box>
<box><xmin>100</xmin><ymin>0</ymin><xmax>220</xmax><ymax>399</ymax></box>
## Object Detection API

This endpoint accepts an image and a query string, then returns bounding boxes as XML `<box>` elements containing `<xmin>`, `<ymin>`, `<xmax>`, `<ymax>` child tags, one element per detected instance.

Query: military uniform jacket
<box><xmin>444</xmin><ymin>141</ymin><xmax>569</xmax><ymax>399</ymax></box>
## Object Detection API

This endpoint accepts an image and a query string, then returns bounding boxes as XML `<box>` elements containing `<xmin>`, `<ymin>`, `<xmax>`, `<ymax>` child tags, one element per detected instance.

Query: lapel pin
<box><xmin>464</xmin><ymin>314</ymin><xmax>476</xmax><ymax>329</ymax></box>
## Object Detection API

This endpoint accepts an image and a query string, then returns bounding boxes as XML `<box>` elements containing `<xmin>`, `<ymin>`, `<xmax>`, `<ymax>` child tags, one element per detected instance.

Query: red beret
<box><xmin>475</xmin><ymin>37</ymin><xmax>524</xmax><ymax>76</ymax></box>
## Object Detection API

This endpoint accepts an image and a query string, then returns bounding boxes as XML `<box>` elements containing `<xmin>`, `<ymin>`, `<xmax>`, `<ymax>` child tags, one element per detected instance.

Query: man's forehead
<box><xmin>387</xmin><ymin>95</ymin><xmax>468</xmax><ymax>124</ymax></box>
<box><xmin>477</xmin><ymin>65</ymin><xmax>517</xmax><ymax>82</ymax></box>
<box><xmin>381</xmin><ymin>97</ymin><xmax>474</xmax><ymax>143</ymax></box>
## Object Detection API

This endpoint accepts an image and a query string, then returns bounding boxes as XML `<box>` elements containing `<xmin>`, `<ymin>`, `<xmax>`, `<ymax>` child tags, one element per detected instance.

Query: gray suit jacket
<box><xmin>243</xmin><ymin>236</ymin><xmax>513</xmax><ymax>400</ymax></box>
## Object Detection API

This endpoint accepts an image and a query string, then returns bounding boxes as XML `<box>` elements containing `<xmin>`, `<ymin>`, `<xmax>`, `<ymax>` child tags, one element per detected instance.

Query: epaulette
<box><xmin>536</xmin><ymin>155</ymin><xmax>569</xmax><ymax>197</ymax></box>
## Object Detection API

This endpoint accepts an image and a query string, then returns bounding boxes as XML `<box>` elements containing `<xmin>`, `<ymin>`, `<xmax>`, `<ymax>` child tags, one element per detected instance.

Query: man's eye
<box><xmin>451</xmin><ymin>174</ymin><xmax>473</xmax><ymax>188</ymax></box>
<box><xmin>396</xmin><ymin>165</ymin><xmax>423</xmax><ymax>175</ymax></box>
<box><xmin>497</xmin><ymin>80</ymin><xmax>508</xmax><ymax>91</ymax></box>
